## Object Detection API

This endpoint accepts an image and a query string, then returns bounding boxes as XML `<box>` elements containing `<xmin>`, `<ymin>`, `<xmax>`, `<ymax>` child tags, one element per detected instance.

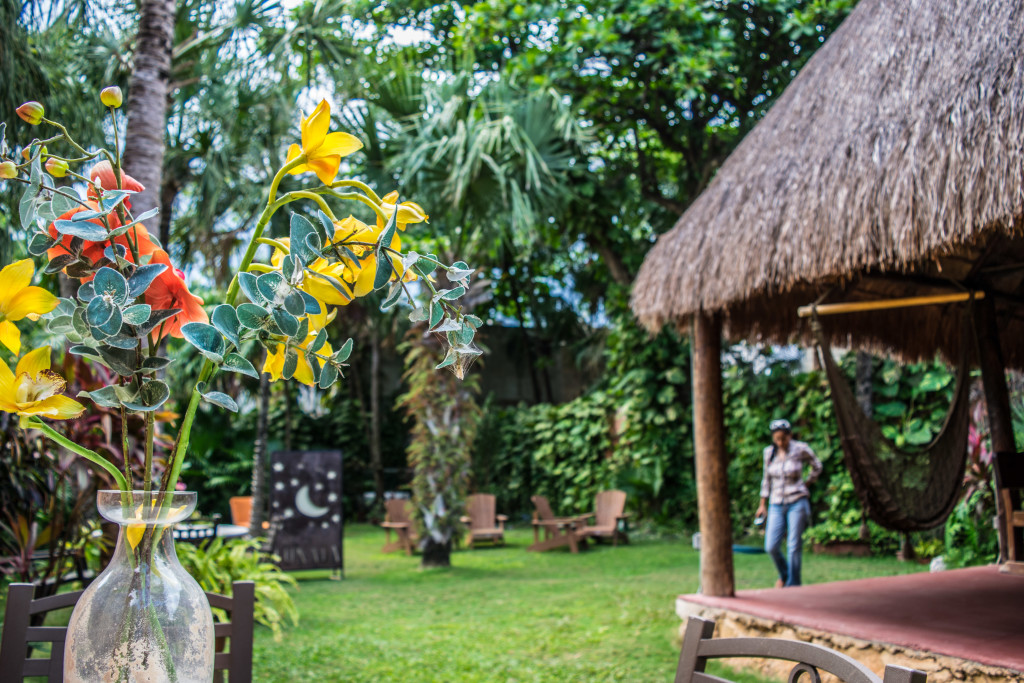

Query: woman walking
<box><xmin>755</xmin><ymin>419</ymin><xmax>823</xmax><ymax>587</ymax></box>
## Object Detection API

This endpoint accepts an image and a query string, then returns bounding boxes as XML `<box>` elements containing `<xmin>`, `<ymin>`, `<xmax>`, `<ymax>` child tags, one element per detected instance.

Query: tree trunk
<box><xmin>691</xmin><ymin>312</ymin><xmax>734</xmax><ymax>597</ymax></box>
<box><xmin>249</xmin><ymin>367</ymin><xmax>270</xmax><ymax>536</ymax></box>
<box><xmin>855</xmin><ymin>350</ymin><xmax>872</xmax><ymax>541</ymax></box>
<box><xmin>122</xmin><ymin>0</ymin><xmax>175</xmax><ymax>224</ymax></box>
<box><xmin>420</xmin><ymin>538</ymin><xmax>451</xmax><ymax>568</ymax></box>
<box><xmin>370</xmin><ymin>330</ymin><xmax>384</xmax><ymax>508</ymax></box>
<box><xmin>586</xmin><ymin>232</ymin><xmax>632</xmax><ymax>286</ymax></box>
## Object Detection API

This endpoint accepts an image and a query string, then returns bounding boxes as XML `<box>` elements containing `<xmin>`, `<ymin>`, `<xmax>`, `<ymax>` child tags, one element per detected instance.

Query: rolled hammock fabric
<box><xmin>811</xmin><ymin>309</ymin><xmax>973</xmax><ymax>531</ymax></box>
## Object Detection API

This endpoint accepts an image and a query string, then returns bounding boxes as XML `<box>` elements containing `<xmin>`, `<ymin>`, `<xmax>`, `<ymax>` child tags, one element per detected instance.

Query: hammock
<box><xmin>811</xmin><ymin>310</ymin><xmax>972</xmax><ymax>531</ymax></box>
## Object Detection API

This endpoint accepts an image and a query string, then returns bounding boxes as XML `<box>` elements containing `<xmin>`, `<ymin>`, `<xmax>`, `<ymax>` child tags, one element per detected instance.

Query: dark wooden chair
<box><xmin>675</xmin><ymin>616</ymin><xmax>927</xmax><ymax>683</ymax></box>
<box><xmin>381</xmin><ymin>498</ymin><xmax>419</xmax><ymax>556</ymax></box>
<box><xmin>527</xmin><ymin>495</ymin><xmax>586</xmax><ymax>553</ymax></box>
<box><xmin>994</xmin><ymin>452</ymin><xmax>1024</xmax><ymax>574</ymax></box>
<box><xmin>460</xmin><ymin>493</ymin><xmax>508</xmax><ymax>548</ymax></box>
<box><xmin>577</xmin><ymin>489</ymin><xmax>631</xmax><ymax>546</ymax></box>
<box><xmin>0</xmin><ymin>580</ymin><xmax>255</xmax><ymax>682</ymax></box>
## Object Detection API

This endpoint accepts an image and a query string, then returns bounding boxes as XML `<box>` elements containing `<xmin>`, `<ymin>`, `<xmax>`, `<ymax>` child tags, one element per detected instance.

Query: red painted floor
<box><xmin>681</xmin><ymin>565</ymin><xmax>1024</xmax><ymax>672</ymax></box>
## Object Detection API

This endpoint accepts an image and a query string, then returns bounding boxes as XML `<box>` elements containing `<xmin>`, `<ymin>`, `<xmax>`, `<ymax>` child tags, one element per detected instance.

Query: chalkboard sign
<box><xmin>269</xmin><ymin>450</ymin><xmax>343</xmax><ymax>573</ymax></box>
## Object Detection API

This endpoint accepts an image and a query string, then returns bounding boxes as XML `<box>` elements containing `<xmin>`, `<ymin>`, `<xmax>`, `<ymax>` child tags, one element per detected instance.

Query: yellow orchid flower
<box><xmin>285</xmin><ymin>100</ymin><xmax>363</xmax><ymax>186</ymax></box>
<box><xmin>332</xmin><ymin>215</ymin><xmax>415</xmax><ymax>297</ymax></box>
<box><xmin>270</xmin><ymin>238</ymin><xmax>356</xmax><ymax>307</ymax></box>
<box><xmin>0</xmin><ymin>346</ymin><xmax>85</xmax><ymax>423</ymax></box>
<box><xmin>263</xmin><ymin>330</ymin><xmax>334</xmax><ymax>387</ymax></box>
<box><xmin>0</xmin><ymin>260</ymin><xmax>59</xmax><ymax>355</ymax></box>
<box><xmin>376</xmin><ymin>191</ymin><xmax>429</xmax><ymax>232</ymax></box>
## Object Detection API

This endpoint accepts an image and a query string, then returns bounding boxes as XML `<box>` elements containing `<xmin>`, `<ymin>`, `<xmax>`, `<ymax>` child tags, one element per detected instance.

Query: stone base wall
<box><xmin>676</xmin><ymin>598</ymin><xmax>1023</xmax><ymax>683</ymax></box>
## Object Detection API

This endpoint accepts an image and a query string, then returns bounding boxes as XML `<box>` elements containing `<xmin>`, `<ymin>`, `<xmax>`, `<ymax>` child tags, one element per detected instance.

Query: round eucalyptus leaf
<box><xmin>86</xmin><ymin>296</ymin><xmax>116</xmax><ymax>327</ymax></box>
<box><xmin>92</xmin><ymin>267</ymin><xmax>129</xmax><ymax>307</ymax></box>
<box><xmin>236</xmin><ymin>303</ymin><xmax>270</xmax><ymax>330</ymax></box>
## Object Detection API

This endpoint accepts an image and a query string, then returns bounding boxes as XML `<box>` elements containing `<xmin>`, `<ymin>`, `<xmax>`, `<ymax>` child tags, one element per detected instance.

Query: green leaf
<box><xmin>281</xmin><ymin>254</ymin><xmax>303</xmax><ymax>284</ymax></box>
<box><xmin>438</xmin><ymin>286</ymin><xmax>466</xmax><ymax>301</ymax></box>
<box><xmin>435</xmin><ymin>347</ymin><xmax>457</xmax><ymax>370</ymax></box>
<box><xmin>222</xmin><ymin>352</ymin><xmax>259</xmax><ymax>379</ymax></box>
<box><xmin>201</xmin><ymin>390</ymin><xmax>239</xmax><ymax>412</ymax></box>
<box><xmin>141</xmin><ymin>356</ymin><xmax>173</xmax><ymax>372</ymax></box>
<box><xmin>380</xmin><ymin>280</ymin><xmax>403</xmax><ymax>312</ymax></box>
<box><xmin>874</xmin><ymin>401</ymin><xmax>907</xmax><ymax>418</ymax></box>
<box><xmin>299</xmin><ymin>291</ymin><xmax>322</xmax><ymax>315</ymax></box>
<box><xmin>238</xmin><ymin>272</ymin><xmax>265</xmax><ymax>304</ymax></box>
<box><xmin>294</xmin><ymin>316</ymin><xmax>309</xmax><ymax>342</ymax></box>
<box><xmin>237</xmin><ymin>303</ymin><xmax>271</xmax><ymax>330</ymax></box>
<box><xmin>127</xmin><ymin>263</ymin><xmax>167</xmax><ymax>298</ymax></box>
<box><xmin>335</xmin><ymin>338</ymin><xmax>353</xmax><ymax>363</ymax></box>
<box><xmin>78</xmin><ymin>386</ymin><xmax>121</xmax><ymax>409</ymax></box>
<box><xmin>373</xmin><ymin>252</ymin><xmax>393</xmax><ymax>291</ymax></box>
<box><xmin>314</xmin><ymin>210</ymin><xmax>333</xmax><ymax>244</ymax></box>
<box><xmin>415</xmin><ymin>254</ymin><xmax>439</xmax><ymax>278</ymax></box>
<box><xmin>136</xmin><ymin>308</ymin><xmax>180</xmax><ymax>337</ymax></box>
<box><xmin>309</xmin><ymin>329</ymin><xmax>328</xmax><ymax>354</ymax></box>
<box><xmin>122</xmin><ymin>304</ymin><xmax>151</xmax><ymax>325</ymax></box>
<box><xmin>318</xmin><ymin>361</ymin><xmax>339</xmax><ymax>389</ymax></box>
<box><xmin>408</xmin><ymin>306</ymin><xmax>428</xmax><ymax>323</ymax></box>
<box><xmin>53</xmin><ymin>218</ymin><xmax>107</xmax><ymax>241</ymax></box>
<box><xmin>282</xmin><ymin>349</ymin><xmax>298</xmax><ymax>380</ymax></box>
<box><xmin>181</xmin><ymin>322</ymin><xmax>226</xmax><ymax>362</ymax></box>
<box><xmin>122</xmin><ymin>380</ymin><xmax>170</xmax><ymax>412</ymax></box>
<box><xmin>306</xmin><ymin>349</ymin><xmax>323</xmax><ymax>384</ymax></box>
<box><xmin>211</xmin><ymin>305</ymin><xmax>242</xmax><ymax>348</ymax></box>
<box><xmin>85</xmin><ymin>296</ymin><xmax>116</xmax><ymax>326</ymax></box>
<box><xmin>290</xmin><ymin>213</ymin><xmax>321</xmax><ymax>265</ymax></box>
<box><xmin>273</xmin><ymin>309</ymin><xmax>300</xmax><ymax>338</ymax></box>
<box><xmin>257</xmin><ymin>271</ymin><xmax>289</xmax><ymax>305</ymax></box>
<box><xmin>28</xmin><ymin>232</ymin><xmax>59</xmax><ymax>256</ymax></box>
<box><xmin>97</xmin><ymin>345</ymin><xmax>136</xmax><ymax>376</ymax></box>
<box><xmin>428</xmin><ymin>302</ymin><xmax>443</xmax><ymax>330</ymax></box>
<box><xmin>284</xmin><ymin>291</ymin><xmax>305</xmax><ymax>317</ymax></box>
<box><xmin>377</xmin><ymin>201</ymin><xmax>398</xmax><ymax>254</ymax></box>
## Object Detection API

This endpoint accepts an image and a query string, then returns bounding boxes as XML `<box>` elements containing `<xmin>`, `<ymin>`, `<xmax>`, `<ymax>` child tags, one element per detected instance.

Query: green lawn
<box><xmin>253</xmin><ymin>525</ymin><xmax>924</xmax><ymax>682</ymax></box>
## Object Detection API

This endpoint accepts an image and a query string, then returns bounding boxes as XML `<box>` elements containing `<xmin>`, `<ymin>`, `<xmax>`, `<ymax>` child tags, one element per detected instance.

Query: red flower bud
<box><xmin>0</xmin><ymin>161</ymin><xmax>16</xmax><ymax>179</ymax></box>
<box><xmin>45</xmin><ymin>158</ymin><xmax>69</xmax><ymax>178</ymax></box>
<box><xmin>100</xmin><ymin>86</ymin><xmax>123</xmax><ymax>109</ymax></box>
<box><xmin>16</xmin><ymin>101</ymin><xmax>44</xmax><ymax>125</ymax></box>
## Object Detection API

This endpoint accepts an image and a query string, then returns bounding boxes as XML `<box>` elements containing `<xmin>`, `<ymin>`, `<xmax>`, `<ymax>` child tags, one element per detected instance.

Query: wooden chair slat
<box><xmin>464</xmin><ymin>494</ymin><xmax>506</xmax><ymax>548</ymax></box>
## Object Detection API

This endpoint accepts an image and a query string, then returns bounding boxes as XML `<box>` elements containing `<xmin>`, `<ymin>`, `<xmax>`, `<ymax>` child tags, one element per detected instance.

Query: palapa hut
<box><xmin>631</xmin><ymin>0</ymin><xmax>1024</xmax><ymax>598</ymax></box>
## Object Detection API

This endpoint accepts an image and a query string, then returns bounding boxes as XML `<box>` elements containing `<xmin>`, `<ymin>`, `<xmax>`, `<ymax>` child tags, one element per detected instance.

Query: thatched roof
<box><xmin>632</xmin><ymin>0</ymin><xmax>1024</xmax><ymax>365</ymax></box>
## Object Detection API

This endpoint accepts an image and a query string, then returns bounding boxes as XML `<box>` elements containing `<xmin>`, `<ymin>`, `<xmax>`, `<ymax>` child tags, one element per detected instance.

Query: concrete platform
<box><xmin>677</xmin><ymin>565</ymin><xmax>1024</xmax><ymax>682</ymax></box>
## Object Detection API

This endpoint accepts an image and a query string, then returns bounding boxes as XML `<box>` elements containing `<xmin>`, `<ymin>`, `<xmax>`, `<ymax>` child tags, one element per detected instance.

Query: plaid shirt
<box><xmin>759</xmin><ymin>440</ymin><xmax>823</xmax><ymax>505</ymax></box>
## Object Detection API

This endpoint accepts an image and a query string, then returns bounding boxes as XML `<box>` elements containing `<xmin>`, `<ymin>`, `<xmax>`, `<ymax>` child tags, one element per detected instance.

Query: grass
<box><xmin>253</xmin><ymin>525</ymin><xmax>925</xmax><ymax>682</ymax></box>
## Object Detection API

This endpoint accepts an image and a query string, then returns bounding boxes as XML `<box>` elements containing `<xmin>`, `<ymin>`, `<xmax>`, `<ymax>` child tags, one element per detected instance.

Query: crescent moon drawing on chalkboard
<box><xmin>295</xmin><ymin>485</ymin><xmax>329</xmax><ymax>518</ymax></box>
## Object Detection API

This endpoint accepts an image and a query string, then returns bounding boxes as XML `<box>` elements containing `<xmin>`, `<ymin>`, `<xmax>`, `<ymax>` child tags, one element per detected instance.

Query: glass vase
<box><xmin>65</xmin><ymin>490</ymin><xmax>215</xmax><ymax>683</ymax></box>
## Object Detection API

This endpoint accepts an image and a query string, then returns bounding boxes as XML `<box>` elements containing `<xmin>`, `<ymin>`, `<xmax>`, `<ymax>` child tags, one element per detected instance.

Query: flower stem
<box><xmin>27</xmin><ymin>418</ymin><xmax>128</xmax><ymax>491</ymax></box>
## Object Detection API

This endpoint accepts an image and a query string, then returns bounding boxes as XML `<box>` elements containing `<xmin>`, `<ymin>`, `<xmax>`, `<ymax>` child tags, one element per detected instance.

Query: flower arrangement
<box><xmin>2</xmin><ymin>92</ymin><xmax>479</xmax><ymax>499</ymax></box>
<box><xmin>1</xmin><ymin>91</ymin><xmax>481</xmax><ymax>680</ymax></box>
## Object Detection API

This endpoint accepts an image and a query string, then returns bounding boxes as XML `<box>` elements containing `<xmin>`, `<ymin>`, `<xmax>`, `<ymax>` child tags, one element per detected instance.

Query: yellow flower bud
<box><xmin>21</xmin><ymin>145</ymin><xmax>46</xmax><ymax>161</ymax></box>
<box><xmin>100</xmin><ymin>86</ymin><xmax>123</xmax><ymax>109</ymax></box>
<box><xmin>16</xmin><ymin>101</ymin><xmax>44</xmax><ymax>125</ymax></box>
<box><xmin>0</xmin><ymin>161</ymin><xmax>16</xmax><ymax>179</ymax></box>
<box><xmin>45</xmin><ymin>158</ymin><xmax>69</xmax><ymax>177</ymax></box>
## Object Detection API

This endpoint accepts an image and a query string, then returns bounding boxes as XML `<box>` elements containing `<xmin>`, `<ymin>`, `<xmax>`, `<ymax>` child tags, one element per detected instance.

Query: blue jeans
<box><xmin>765</xmin><ymin>498</ymin><xmax>811</xmax><ymax>587</ymax></box>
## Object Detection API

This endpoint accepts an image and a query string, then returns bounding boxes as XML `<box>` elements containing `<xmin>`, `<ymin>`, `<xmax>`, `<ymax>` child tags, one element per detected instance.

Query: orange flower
<box><xmin>87</xmin><ymin>161</ymin><xmax>145</xmax><ymax>211</ymax></box>
<box><xmin>144</xmin><ymin>250</ymin><xmax>208</xmax><ymax>339</ymax></box>
<box><xmin>47</xmin><ymin>204</ymin><xmax>159</xmax><ymax>276</ymax></box>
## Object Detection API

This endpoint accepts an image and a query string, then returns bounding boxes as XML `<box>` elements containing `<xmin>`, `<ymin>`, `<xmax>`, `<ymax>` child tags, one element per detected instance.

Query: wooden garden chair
<box><xmin>527</xmin><ymin>495</ymin><xmax>586</xmax><ymax>553</ymax></box>
<box><xmin>994</xmin><ymin>451</ymin><xmax>1024</xmax><ymax>574</ymax></box>
<box><xmin>675</xmin><ymin>615</ymin><xmax>926</xmax><ymax>683</ymax></box>
<box><xmin>460</xmin><ymin>493</ymin><xmax>508</xmax><ymax>548</ymax></box>
<box><xmin>381</xmin><ymin>498</ymin><xmax>419</xmax><ymax>556</ymax></box>
<box><xmin>0</xmin><ymin>581</ymin><xmax>255</xmax><ymax>682</ymax></box>
<box><xmin>577</xmin><ymin>489</ymin><xmax>630</xmax><ymax>546</ymax></box>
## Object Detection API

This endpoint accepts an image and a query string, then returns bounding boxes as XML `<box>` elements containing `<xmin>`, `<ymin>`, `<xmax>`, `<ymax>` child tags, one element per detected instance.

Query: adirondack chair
<box><xmin>0</xmin><ymin>581</ymin><xmax>255</xmax><ymax>683</ymax></box>
<box><xmin>460</xmin><ymin>493</ymin><xmax>508</xmax><ymax>548</ymax></box>
<box><xmin>675</xmin><ymin>615</ymin><xmax>926</xmax><ymax>683</ymax></box>
<box><xmin>994</xmin><ymin>452</ymin><xmax>1024</xmax><ymax>574</ymax></box>
<box><xmin>381</xmin><ymin>498</ymin><xmax>419</xmax><ymax>556</ymax></box>
<box><xmin>576</xmin><ymin>489</ymin><xmax>630</xmax><ymax>546</ymax></box>
<box><xmin>528</xmin><ymin>495</ymin><xmax>586</xmax><ymax>553</ymax></box>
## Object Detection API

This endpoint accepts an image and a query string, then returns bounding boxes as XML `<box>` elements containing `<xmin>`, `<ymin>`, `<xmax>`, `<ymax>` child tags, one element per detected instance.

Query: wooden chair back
<box><xmin>994</xmin><ymin>452</ymin><xmax>1024</xmax><ymax>568</ymax></box>
<box><xmin>675</xmin><ymin>616</ymin><xmax>926</xmax><ymax>683</ymax></box>
<box><xmin>385</xmin><ymin>498</ymin><xmax>414</xmax><ymax>525</ymax></box>
<box><xmin>230</xmin><ymin>496</ymin><xmax>254</xmax><ymax>527</ymax></box>
<box><xmin>531</xmin><ymin>495</ymin><xmax>555</xmax><ymax>522</ymax></box>
<box><xmin>466</xmin><ymin>494</ymin><xmax>496</xmax><ymax>529</ymax></box>
<box><xmin>0</xmin><ymin>581</ymin><xmax>256</xmax><ymax>682</ymax></box>
<box><xmin>594</xmin><ymin>490</ymin><xmax>627</xmax><ymax>528</ymax></box>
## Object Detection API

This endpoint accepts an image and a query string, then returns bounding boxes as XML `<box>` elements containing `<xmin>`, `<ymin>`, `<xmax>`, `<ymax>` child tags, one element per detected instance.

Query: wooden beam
<box><xmin>691</xmin><ymin>312</ymin><xmax>735</xmax><ymax>597</ymax></box>
<box><xmin>975</xmin><ymin>297</ymin><xmax>1015</xmax><ymax>563</ymax></box>
<box><xmin>797</xmin><ymin>291</ymin><xmax>983</xmax><ymax>318</ymax></box>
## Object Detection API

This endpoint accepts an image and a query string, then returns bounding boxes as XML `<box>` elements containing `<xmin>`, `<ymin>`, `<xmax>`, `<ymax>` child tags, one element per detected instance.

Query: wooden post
<box><xmin>975</xmin><ymin>298</ymin><xmax>1014</xmax><ymax>562</ymax></box>
<box><xmin>691</xmin><ymin>311</ymin><xmax>735</xmax><ymax>596</ymax></box>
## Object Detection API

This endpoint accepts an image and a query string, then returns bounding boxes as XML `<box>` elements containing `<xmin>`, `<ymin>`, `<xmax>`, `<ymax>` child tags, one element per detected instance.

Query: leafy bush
<box><xmin>176</xmin><ymin>538</ymin><xmax>298</xmax><ymax>640</ymax></box>
<box><xmin>942</xmin><ymin>489</ymin><xmax>999</xmax><ymax>568</ymax></box>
